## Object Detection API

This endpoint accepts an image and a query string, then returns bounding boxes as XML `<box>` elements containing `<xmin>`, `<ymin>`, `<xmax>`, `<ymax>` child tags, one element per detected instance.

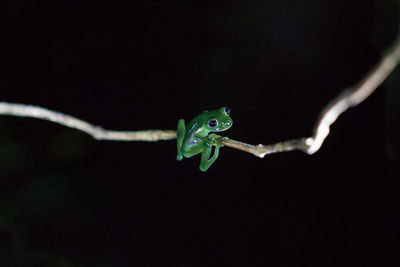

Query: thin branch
<box><xmin>1</xmin><ymin>38</ymin><xmax>399</xmax><ymax>156</ymax></box>
<box><xmin>221</xmin><ymin>37</ymin><xmax>400</xmax><ymax>157</ymax></box>
<box><xmin>0</xmin><ymin>102</ymin><xmax>177</xmax><ymax>141</ymax></box>
<box><xmin>220</xmin><ymin>137</ymin><xmax>309</xmax><ymax>158</ymax></box>
<box><xmin>307</xmin><ymin>37</ymin><xmax>400</xmax><ymax>154</ymax></box>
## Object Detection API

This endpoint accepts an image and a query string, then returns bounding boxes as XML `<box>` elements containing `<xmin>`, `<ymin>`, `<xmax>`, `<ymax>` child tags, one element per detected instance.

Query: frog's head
<box><xmin>204</xmin><ymin>107</ymin><xmax>233</xmax><ymax>132</ymax></box>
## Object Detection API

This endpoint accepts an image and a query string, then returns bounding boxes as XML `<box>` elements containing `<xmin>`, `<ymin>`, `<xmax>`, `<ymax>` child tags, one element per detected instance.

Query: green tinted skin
<box><xmin>176</xmin><ymin>107</ymin><xmax>233</xmax><ymax>172</ymax></box>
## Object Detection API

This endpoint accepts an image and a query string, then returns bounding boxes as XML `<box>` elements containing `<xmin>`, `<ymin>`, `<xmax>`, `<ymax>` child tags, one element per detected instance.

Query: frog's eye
<box><xmin>225</xmin><ymin>107</ymin><xmax>230</xmax><ymax>115</ymax></box>
<box><xmin>208</xmin><ymin>119</ymin><xmax>218</xmax><ymax>128</ymax></box>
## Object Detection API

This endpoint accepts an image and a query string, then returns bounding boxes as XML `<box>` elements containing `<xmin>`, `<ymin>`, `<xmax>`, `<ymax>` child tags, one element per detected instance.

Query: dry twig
<box><xmin>0</xmin><ymin>102</ymin><xmax>176</xmax><ymax>141</ymax></box>
<box><xmin>221</xmin><ymin>37</ymin><xmax>400</xmax><ymax>157</ymax></box>
<box><xmin>1</xmin><ymin>38</ymin><xmax>399</xmax><ymax>157</ymax></box>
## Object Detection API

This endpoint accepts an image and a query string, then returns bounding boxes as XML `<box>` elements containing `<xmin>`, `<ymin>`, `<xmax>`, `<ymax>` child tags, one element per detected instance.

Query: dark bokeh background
<box><xmin>1</xmin><ymin>1</ymin><xmax>399</xmax><ymax>266</ymax></box>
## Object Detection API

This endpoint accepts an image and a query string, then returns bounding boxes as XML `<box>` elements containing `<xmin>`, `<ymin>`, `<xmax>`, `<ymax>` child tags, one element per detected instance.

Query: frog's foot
<box><xmin>208</xmin><ymin>134</ymin><xmax>228</xmax><ymax>147</ymax></box>
<box><xmin>177</xmin><ymin>152</ymin><xmax>183</xmax><ymax>161</ymax></box>
<box><xmin>207</xmin><ymin>133</ymin><xmax>220</xmax><ymax>145</ymax></box>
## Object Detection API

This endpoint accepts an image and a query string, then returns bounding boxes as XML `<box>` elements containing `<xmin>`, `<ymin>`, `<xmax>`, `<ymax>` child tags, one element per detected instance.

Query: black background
<box><xmin>1</xmin><ymin>1</ymin><xmax>399</xmax><ymax>266</ymax></box>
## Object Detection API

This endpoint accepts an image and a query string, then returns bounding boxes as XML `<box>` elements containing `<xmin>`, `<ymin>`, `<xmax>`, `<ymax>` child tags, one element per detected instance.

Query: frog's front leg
<box><xmin>176</xmin><ymin>119</ymin><xmax>185</xmax><ymax>161</ymax></box>
<box><xmin>208</xmin><ymin>133</ymin><xmax>226</xmax><ymax>146</ymax></box>
<box><xmin>199</xmin><ymin>136</ymin><xmax>223</xmax><ymax>172</ymax></box>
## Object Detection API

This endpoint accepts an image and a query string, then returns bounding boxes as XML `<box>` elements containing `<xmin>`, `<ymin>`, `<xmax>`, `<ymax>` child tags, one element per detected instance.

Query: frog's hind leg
<box><xmin>199</xmin><ymin>142</ymin><xmax>222</xmax><ymax>172</ymax></box>
<box><xmin>176</xmin><ymin>119</ymin><xmax>185</xmax><ymax>161</ymax></box>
